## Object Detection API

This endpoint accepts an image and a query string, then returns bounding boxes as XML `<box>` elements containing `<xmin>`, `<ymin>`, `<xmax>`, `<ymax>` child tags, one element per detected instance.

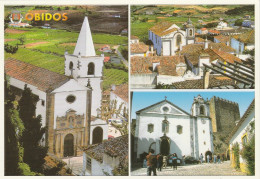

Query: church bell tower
<box><xmin>191</xmin><ymin>95</ymin><xmax>210</xmax><ymax>117</ymax></box>
<box><xmin>64</xmin><ymin>17</ymin><xmax>104</xmax><ymax>117</ymax></box>
<box><xmin>184</xmin><ymin>17</ymin><xmax>195</xmax><ymax>44</ymax></box>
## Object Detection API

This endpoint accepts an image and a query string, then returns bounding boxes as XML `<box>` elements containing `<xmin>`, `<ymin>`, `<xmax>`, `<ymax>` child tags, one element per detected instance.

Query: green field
<box><xmin>5</xmin><ymin>27</ymin><xmax>128</xmax><ymax>90</ymax></box>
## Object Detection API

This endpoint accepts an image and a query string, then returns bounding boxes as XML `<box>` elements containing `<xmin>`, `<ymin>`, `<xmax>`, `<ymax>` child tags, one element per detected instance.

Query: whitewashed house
<box><xmin>90</xmin><ymin>117</ymin><xmax>108</xmax><ymax>145</ymax></box>
<box><xmin>134</xmin><ymin>96</ymin><xmax>214</xmax><ymax>160</ymax></box>
<box><xmin>227</xmin><ymin>99</ymin><xmax>255</xmax><ymax>174</ymax></box>
<box><xmin>82</xmin><ymin>135</ymin><xmax>128</xmax><ymax>176</ymax></box>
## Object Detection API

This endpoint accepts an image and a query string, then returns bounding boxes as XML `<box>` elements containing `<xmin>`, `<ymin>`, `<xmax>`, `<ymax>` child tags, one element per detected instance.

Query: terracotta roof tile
<box><xmin>211</xmin><ymin>49</ymin><xmax>242</xmax><ymax>63</ymax></box>
<box><xmin>214</xmin><ymin>35</ymin><xmax>230</xmax><ymax>44</ymax></box>
<box><xmin>149</xmin><ymin>21</ymin><xmax>178</xmax><ymax>36</ymax></box>
<box><xmin>172</xmin><ymin>75</ymin><xmax>236</xmax><ymax>89</ymax></box>
<box><xmin>5</xmin><ymin>58</ymin><xmax>70</xmax><ymax>92</ymax></box>
<box><xmin>83</xmin><ymin>135</ymin><xmax>128</xmax><ymax>166</ymax></box>
<box><xmin>233</xmin><ymin>30</ymin><xmax>254</xmax><ymax>44</ymax></box>
<box><xmin>131</xmin><ymin>42</ymin><xmax>149</xmax><ymax>53</ymax></box>
<box><xmin>111</xmin><ymin>83</ymin><xmax>128</xmax><ymax>103</ymax></box>
<box><xmin>131</xmin><ymin>56</ymin><xmax>185</xmax><ymax>76</ymax></box>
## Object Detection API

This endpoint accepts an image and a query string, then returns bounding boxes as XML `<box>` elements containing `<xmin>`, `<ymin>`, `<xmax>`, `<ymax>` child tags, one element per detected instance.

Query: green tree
<box><xmin>18</xmin><ymin>85</ymin><xmax>48</xmax><ymax>173</ymax></box>
<box><xmin>4</xmin><ymin>75</ymin><xmax>24</xmax><ymax>175</ymax></box>
<box><xmin>234</xmin><ymin>19</ymin><xmax>243</xmax><ymax>26</ymax></box>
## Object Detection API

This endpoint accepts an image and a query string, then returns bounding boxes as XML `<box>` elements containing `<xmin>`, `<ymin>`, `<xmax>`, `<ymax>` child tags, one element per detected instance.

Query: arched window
<box><xmin>189</xmin><ymin>29</ymin><xmax>193</xmax><ymax>36</ymax></box>
<box><xmin>177</xmin><ymin>125</ymin><xmax>183</xmax><ymax>134</ymax></box>
<box><xmin>69</xmin><ymin>61</ymin><xmax>73</xmax><ymax>70</ymax></box>
<box><xmin>176</xmin><ymin>34</ymin><xmax>182</xmax><ymax>47</ymax></box>
<box><xmin>162</xmin><ymin>118</ymin><xmax>169</xmax><ymax>133</ymax></box>
<box><xmin>88</xmin><ymin>62</ymin><xmax>95</xmax><ymax>75</ymax></box>
<box><xmin>200</xmin><ymin>105</ymin><xmax>205</xmax><ymax>115</ymax></box>
<box><xmin>148</xmin><ymin>124</ymin><xmax>154</xmax><ymax>133</ymax></box>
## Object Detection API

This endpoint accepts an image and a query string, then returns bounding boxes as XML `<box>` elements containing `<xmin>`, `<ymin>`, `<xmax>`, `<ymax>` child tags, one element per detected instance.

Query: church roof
<box><xmin>149</xmin><ymin>21</ymin><xmax>179</xmax><ymax>36</ymax></box>
<box><xmin>73</xmin><ymin>16</ymin><xmax>96</xmax><ymax>57</ymax></box>
<box><xmin>82</xmin><ymin>135</ymin><xmax>128</xmax><ymax>167</ymax></box>
<box><xmin>5</xmin><ymin>58</ymin><xmax>70</xmax><ymax>92</ymax></box>
<box><xmin>136</xmin><ymin>99</ymin><xmax>190</xmax><ymax>116</ymax></box>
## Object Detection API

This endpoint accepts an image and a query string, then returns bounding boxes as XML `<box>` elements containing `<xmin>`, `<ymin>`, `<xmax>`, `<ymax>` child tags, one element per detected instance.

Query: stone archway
<box><xmin>92</xmin><ymin>126</ymin><xmax>103</xmax><ymax>144</ymax></box>
<box><xmin>160</xmin><ymin>135</ymin><xmax>170</xmax><ymax>156</ymax></box>
<box><xmin>64</xmin><ymin>133</ymin><xmax>74</xmax><ymax>157</ymax></box>
<box><xmin>205</xmin><ymin>150</ymin><xmax>212</xmax><ymax>161</ymax></box>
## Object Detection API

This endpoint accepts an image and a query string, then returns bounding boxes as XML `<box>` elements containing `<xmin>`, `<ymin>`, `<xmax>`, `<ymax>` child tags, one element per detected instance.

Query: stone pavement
<box><xmin>131</xmin><ymin>161</ymin><xmax>247</xmax><ymax>176</ymax></box>
<box><xmin>62</xmin><ymin>156</ymin><xmax>84</xmax><ymax>176</ymax></box>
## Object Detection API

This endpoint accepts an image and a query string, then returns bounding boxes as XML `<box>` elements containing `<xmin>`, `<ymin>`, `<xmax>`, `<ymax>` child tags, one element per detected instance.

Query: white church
<box><xmin>5</xmin><ymin>17</ymin><xmax>108</xmax><ymax>158</ymax></box>
<box><xmin>134</xmin><ymin>95</ymin><xmax>214</xmax><ymax>160</ymax></box>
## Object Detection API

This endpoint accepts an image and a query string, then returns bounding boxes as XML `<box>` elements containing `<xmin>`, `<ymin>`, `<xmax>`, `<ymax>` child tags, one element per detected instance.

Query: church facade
<box><xmin>134</xmin><ymin>95</ymin><xmax>214</xmax><ymax>160</ymax></box>
<box><xmin>5</xmin><ymin>17</ymin><xmax>106</xmax><ymax>158</ymax></box>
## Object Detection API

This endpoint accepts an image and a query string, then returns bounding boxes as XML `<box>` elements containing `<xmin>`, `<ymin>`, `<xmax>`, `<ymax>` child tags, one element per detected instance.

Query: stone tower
<box><xmin>64</xmin><ymin>17</ymin><xmax>104</xmax><ymax>116</ymax></box>
<box><xmin>184</xmin><ymin>17</ymin><xmax>195</xmax><ymax>44</ymax></box>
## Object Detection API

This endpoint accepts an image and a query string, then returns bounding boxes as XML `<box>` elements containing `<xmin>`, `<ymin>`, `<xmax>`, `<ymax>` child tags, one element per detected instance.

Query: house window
<box><xmin>242</xmin><ymin>134</ymin><xmax>247</xmax><ymax>145</ymax></box>
<box><xmin>200</xmin><ymin>106</ymin><xmax>205</xmax><ymax>115</ymax></box>
<box><xmin>176</xmin><ymin>34</ymin><xmax>182</xmax><ymax>47</ymax></box>
<box><xmin>148</xmin><ymin>124</ymin><xmax>154</xmax><ymax>133</ymax></box>
<box><xmin>203</xmin><ymin>130</ymin><xmax>205</xmax><ymax>134</ymax></box>
<box><xmin>204</xmin><ymin>141</ymin><xmax>206</xmax><ymax>145</ymax></box>
<box><xmin>177</xmin><ymin>125</ymin><xmax>183</xmax><ymax>134</ymax></box>
<box><xmin>41</xmin><ymin>100</ymin><xmax>45</xmax><ymax>106</ymax></box>
<box><xmin>162</xmin><ymin>118</ymin><xmax>169</xmax><ymax>133</ymax></box>
<box><xmin>66</xmin><ymin>95</ymin><xmax>76</xmax><ymax>103</ymax></box>
<box><xmin>87</xmin><ymin>62</ymin><xmax>95</xmax><ymax>75</ymax></box>
<box><xmin>86</xmin><ymin>157</ymin><xmax>91</xmax><ymax>172</ymax></box>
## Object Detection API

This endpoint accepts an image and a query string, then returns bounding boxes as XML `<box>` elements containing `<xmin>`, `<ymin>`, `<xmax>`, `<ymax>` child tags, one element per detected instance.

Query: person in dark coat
<box><xmin>172</xmin><ymin>153</ymin><xmax>178</xmax><ymax>170</ymax></box>
<box><xmin>157</xmin><ymin>153</ymin><xmax>163</xmax><ymax>171</ymax></box>
<box><xmin>146</xmin><ymin>149</ymin><xmax>157</xmax><ymax>176</ymax></box>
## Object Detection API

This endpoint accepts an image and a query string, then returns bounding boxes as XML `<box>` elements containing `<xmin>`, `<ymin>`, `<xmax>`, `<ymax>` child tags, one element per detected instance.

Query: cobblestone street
<box><xmin>131</xmin><ymin>161</ymin><xmax>246</xmax><ymax>176</ymax></box>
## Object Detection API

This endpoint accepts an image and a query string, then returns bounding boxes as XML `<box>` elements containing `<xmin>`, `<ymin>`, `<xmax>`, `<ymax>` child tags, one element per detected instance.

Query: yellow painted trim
<box><xmin>241</xmin><ymin>132</ymin><xmax>248</xmax><ymax>144</ymax></box>
<box><xmin>240</xmin><ymin>163</ymin><xmax>248</xmax><ymax>174</ymax></box>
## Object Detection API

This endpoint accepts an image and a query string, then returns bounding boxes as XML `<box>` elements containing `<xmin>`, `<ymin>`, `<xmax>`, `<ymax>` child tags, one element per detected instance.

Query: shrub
<box><xmin>232</xmin><ymin>142</ymin><xmax>240</xmax><ymax>169</ymax></box>
<box><xmin>241</xmin><ymin>135</ymin><xmax>255</xmax><ymax>175</ymax></box>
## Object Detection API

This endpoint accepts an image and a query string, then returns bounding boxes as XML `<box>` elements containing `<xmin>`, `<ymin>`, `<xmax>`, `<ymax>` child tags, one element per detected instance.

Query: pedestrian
<box><xmin>213</xmin><ymin>154</ymin><xmax>217</xmax><ymax>164</ymax></box>
<box><xmin>200</xmin><ymin>153</ymin><xmax>204</xmax><ymax>164</ymax></box>
<box><xmin>172</xmin><ymin>153</ymin><xmax>178</xmax><ymax>170</ymax></box>
<box><xmin>146</xmin><ymin>149</ymin><xmax>157</xmax><ymax>176</ymax></box>
<box><xmin>217</xmin><ymin>154</ymin><xmax>221</xmax><ymax>164</ymax></box>
<box><xmin>162</xmin><ymin>156</ymin><xmax>167</xmax><ymax>169</ymax></box>
<box><xmin>143</xmin><ymin>158</ymin><xmax>147</xmax><ymax>168</ymax></box>
<box><xmin>182</xmin><ymin>155</ymin><xmax>186</xmax><ymax>166</ymax></box>
<box><xmin>168</xmin><ymin>155</ymin><xmax>173</xmax><ymax>168</ymax></box>
<box><xmin>207</xmin><ymin>155</ymin><xmax>210</xmax><ymax>163</ymax></box>
<box><xmin>157</xmin><ymin>153</ymin><xmax>163</xmax><ymax>171</ymax></box>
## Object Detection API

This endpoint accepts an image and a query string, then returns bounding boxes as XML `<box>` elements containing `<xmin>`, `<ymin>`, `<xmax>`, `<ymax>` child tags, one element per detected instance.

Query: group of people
<box><xmin>199</xmin><ymin>153</ymin><xmax>223</xmax><ymax>164</ymax></box>
<box><xmin>146</xmin><ymin>149</ymin><xmax>181</xmax><ymax>176</ymax></box>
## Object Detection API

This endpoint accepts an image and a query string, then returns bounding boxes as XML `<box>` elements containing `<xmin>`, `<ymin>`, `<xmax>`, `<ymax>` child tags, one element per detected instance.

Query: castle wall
<box><xmin>210</xmin><ymin>96</ymin><xmax>240</xmax><ymax>134</ymax></box>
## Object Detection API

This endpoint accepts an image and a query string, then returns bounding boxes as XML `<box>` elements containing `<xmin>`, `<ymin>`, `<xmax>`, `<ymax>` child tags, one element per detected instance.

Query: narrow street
<box><xmin>131</xmin><ymin>161</ymin><xmax>247</xmax><ymax>176</ymax></box>
<box><xmin>113</xmin><ymin>45</ymin><xmax>128</xmax><ymax>66</ymax></box>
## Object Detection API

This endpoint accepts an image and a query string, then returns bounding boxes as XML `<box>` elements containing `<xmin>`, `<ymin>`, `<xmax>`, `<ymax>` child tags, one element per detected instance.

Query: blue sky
<box><xmin>131</xmin><ymin>91</ymin><xmax>255</xmax><ymax>119</ymax></box>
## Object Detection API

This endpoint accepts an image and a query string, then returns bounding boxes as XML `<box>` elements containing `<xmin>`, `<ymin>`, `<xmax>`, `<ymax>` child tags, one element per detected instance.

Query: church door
<box><xmin>64</xmin><ymin>134</ymin><xmax>74</xmax><ymax>157</ymax></box>
<box><xmin>160</xmin><ymin>138</ymin><xmax>170</xmax><ymax>156</ymax></box>
<box><xmin>92</xmin><ymin>127</ymin><xmax>103</xmax><ymax>144</ymax></box>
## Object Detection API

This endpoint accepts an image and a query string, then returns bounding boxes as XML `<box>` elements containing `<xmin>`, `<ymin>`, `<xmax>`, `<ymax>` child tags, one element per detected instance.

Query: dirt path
<box><xmin>25</xmin><ymin>41</ymin><xmax>49</xmax><ymax>48</ymax></box>
<box><xmin>5</xmin><ymin>28</ymin><xmax>27</xmax><ymax>34</ymax></box>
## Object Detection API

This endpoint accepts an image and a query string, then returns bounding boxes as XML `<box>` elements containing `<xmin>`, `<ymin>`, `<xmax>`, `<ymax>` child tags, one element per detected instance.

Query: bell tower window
<box><xmin>176</xmin><ymin>34</ymin><xmax>182</xmax><ymax>47</ymax></box>
<box><xmin>189</xmin><ymin>29</ymin><xmax>193</xmax><ymax>36</ymax></box>
<box><xmin>200</xmin><ymin>105</ymin><xmax>205</xmax><ymax>115</ymax></box>
<box><xmin>88</xmin><ymin>62</ymin><xmax>95</xmax><ymax>75</ymax></box>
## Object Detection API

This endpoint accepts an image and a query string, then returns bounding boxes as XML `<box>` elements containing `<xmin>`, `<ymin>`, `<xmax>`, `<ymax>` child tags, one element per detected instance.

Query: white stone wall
<box><xmin>131</xmin><ymin>74</ymin><xmax>157</xmax><ymax>88</ymax></box>
<box><xmin>90</xmin><ymin>119</ymin><xmax>108</xmax><ymax>144</ymax></box>
<box><xmin>157</xmin><ymin>75</ymin><xmax>185</xmax><ymax>85</ymax></box>
<box><xmin>83</xmin><ymin>153</ymin><xmax>104</xmax><ymax>176</ymax></box>
<box><xmin>136</xmin><ymin>113</ymin><xmax>192</xmax><ymax>158</ymax></box>
<box><xmin>9</xmin><ymin>77</ymin><xmax>47</xmax><ymax>126</ymax></box>
<box><xmin>110</xmin><ymin>92</ymin><xmax>128</xmax><ymax>117</ymax></box>
<box><xmin>53</xmin><ymin>90</ymin><xmax>87</xmax><ymax>129</ymax></box>
<box><xmin>130</xmin><ymin>52</ymin><xmax>149</xmax><ymax>57</ymax></box>
<box><xmin>65</xmin><ymin>54</ymin><xmax>103</xmax><ymax>117</ymax></box>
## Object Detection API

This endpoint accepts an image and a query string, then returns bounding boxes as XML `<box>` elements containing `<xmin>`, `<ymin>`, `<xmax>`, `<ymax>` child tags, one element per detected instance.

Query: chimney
<box><xmin>203</xmin><ymin>69</ymin><xmax>210</xmax><ymax>89</ymax></box>
<box><xmin>153</xmin><ymin>62</ymin><xmax>160</xmax><ymax>71</ymax></box>
<box><xmin>204</xmin><ymin>37</ymin><xmax>208</xmax><ymax>49</ymax></box>
<box><xmin>111</xmin><ymin>84</ymin><xmax>116</xmax><ymax>91</ymax></box>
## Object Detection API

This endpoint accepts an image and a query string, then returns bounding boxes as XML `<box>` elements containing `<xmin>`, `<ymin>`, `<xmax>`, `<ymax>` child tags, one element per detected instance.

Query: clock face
<box><xmin>201</xmin><ymin>119</ymin><xmax>206</xmax><ymax>124</ymax></box>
